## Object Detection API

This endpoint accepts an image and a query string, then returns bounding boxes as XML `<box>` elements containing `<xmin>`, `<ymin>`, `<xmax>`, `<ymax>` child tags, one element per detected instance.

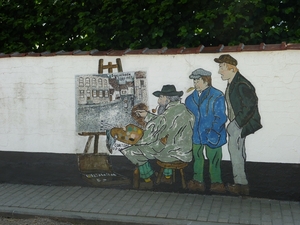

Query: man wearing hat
<box><xmin>121</xmin><ymin>85</ymin><xmax>194</xmax><ymax>189</ymax></box>
<box><xmin>214</xmin><ymin>54</ymin><xmax>262</xmax><ymax>195</ymax></box>
<box><xmin>185</xmin><ymin>68</ymin><xmax>227</xmax><ymax>193</ymax></box>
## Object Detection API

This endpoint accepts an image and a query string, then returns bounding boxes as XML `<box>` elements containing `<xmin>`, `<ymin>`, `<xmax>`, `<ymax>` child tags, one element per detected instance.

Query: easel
<box><xmin>78</xmin><ymin>58</ymin><xmax>123</xmax><ymax>154</ymax></box>
<box><xmin>98</xmin><ymin>58</ymin><xmax>123</xmax><ymax>74</ymax></box>
<box><xmin>78</xmin><ymin>58</ymin><xmax>128</xmax><ymax>183</ymax></box>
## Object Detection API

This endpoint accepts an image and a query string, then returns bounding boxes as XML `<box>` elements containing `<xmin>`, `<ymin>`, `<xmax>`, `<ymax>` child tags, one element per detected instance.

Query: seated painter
<box><xmin>120</xmin><ymin>84</ymin><xmax>195</xmax><ymax>189</ymax></box>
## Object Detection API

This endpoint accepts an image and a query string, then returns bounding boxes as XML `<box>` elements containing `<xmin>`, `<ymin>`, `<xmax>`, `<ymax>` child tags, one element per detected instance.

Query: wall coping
<box><xmin>1</xmin><ymin>42</ymin><xmax>300</xmax><ymax>58</ymax></box>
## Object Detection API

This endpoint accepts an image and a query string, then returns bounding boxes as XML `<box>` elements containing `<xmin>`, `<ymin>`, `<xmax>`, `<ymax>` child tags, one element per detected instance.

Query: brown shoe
<box><xmin>188</xmin><ymin>180</ymin><xmax>205</xmax><ymax>192</ymax></box>
<box><xmin>226</xmin><ymin>184</ymin><xmax>249</xmax><ymax>196</ymax></box>
<box><xmin>139</xmin><ymin>172</ymin><xmax>158</xmax><ymax>189</ymax></box>
<box><xmin>139</xmin><ymin>180</ymin><xmax>153</xmax><ymax>190</ymax></box>
<box><xmin>210</xmin><ymin>183</ymin><xmax>226</xmax><ymax>194</ymax></box>
<box><xmin>161</xmin><ymin>176</ymin><xmax>172</xmax><ymax>184</ymax></box>
<box><xmin>240</xmin><ymin>184</ymin><xmax>250</xmax><ymax>195</ymax></box>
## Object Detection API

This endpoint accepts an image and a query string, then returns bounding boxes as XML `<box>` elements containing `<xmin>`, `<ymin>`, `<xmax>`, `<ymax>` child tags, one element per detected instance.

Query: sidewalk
<box><xmin>0</xmin><ymin>183</ymin><xmax>299</xmax><ymax>225</ymax></box>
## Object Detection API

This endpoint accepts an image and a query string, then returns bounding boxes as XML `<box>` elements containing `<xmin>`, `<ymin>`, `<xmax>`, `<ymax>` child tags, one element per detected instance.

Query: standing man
<box><xmin>185</xmin><ymin>68</ymin><xmax>227</xmax><ymax>194</ymax></box>
<box><xmin>214</xmin><ymin>54</ymin><xmax>262</xmax><ymax>195</ymax></box>
<box><xmin>121</xmin><ymin>85</ymin><xmax>194</xmax><ymax>189</ymax></box>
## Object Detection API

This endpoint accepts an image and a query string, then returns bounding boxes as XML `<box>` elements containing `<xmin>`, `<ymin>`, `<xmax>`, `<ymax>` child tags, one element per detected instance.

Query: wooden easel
<box><xmin>98</xmin><ymin>58</ymin><xmax>123</xmax><ymax>74</ymax></box>
<box><xmin>78</xmin><ymin>58</ymin><xmax>123</xmax><ymax>172</ymax></box>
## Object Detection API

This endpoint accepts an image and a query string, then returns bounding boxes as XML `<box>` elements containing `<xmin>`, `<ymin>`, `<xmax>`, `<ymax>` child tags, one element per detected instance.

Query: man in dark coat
<box><xmin>214</xmin><ymin>54</ymin><xmax>262</xmax><ymax>195</ymax></box>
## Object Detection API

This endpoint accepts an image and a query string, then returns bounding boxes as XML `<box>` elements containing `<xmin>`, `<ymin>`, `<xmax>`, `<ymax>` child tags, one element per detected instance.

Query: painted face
<box><xmin>158</xmin><ymin>95</ymin><xmax>169</xmax><ymax>106</ymax></box>
<box><xmin>193</xmin><ymin>78</ymin><xmax>207</xmax><ymax>92</ymax></box>
<box><xmin>218</xmin><ymin>63</ymin><xmax>232</xmax><ymax>81</ymax></box>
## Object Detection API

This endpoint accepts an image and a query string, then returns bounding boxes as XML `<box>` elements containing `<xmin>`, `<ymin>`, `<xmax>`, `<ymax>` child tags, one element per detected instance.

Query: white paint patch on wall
<box><xmin>0</xmin><ymin>51</ymin><xmax>299</xmax><ymax>164</ymax></box>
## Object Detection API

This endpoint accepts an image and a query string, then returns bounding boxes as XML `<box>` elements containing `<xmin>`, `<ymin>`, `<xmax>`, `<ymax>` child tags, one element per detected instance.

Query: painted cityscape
<box><xmin>75</xmin><ymin>71</ymin><xmax>148</xmax><ymax>133</ymax></box>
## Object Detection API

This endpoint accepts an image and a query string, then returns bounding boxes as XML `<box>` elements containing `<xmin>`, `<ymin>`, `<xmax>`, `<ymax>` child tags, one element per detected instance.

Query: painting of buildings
<box><xmin>76</xmin><ymin>71</ymin><xmax>148</xmax><ymax>133</ymax></box>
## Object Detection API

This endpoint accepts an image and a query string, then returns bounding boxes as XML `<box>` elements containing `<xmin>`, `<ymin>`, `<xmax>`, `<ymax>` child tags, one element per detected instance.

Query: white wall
<box><xmin>0</xmin><ymin>51</ymin><xmax>299</xmax><ymax>164</ymax></box>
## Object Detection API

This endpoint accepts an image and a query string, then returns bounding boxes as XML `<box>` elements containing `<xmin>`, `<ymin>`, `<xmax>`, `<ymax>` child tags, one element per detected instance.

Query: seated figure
<box><xmin>120</xmin><ymin>85</ymin><xmax>195</xmax><ymax>189</ymax></box>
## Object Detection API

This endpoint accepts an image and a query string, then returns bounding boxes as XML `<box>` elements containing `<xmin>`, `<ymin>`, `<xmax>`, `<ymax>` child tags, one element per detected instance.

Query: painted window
<box><xmin>92</xmin><ymin>78</ymin><xmax>96</xmax><ymax>87</ymax></box>
<box><xmin>140</xmin><ymin>80</ymin><xmax>145</xmax><ymax>87</ymax></box>
<box><xmin>85</xmin><ymin>78</ymin><xmax>90</xmax><ymax>86</ymax></box>
<box><xmin>80</xmin><ymin>90</ymin><xmax>84</xmax><ymax>98</ymax></box>
<box><xmin>79</xmin><ymin>77</ymin><xmax>84</xmax><ymax>87</ymax></box>
<box><xmin>86</xmin><ymin>89</ymin><xmax>91</xmax><ymax>97</ymax></box>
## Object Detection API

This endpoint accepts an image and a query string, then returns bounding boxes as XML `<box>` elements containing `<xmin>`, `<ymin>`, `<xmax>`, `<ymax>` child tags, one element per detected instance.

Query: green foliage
<box><xmin>0</xmin><ymin>0</ymin><xmax>300</xmax><ymax>53</ymax></box>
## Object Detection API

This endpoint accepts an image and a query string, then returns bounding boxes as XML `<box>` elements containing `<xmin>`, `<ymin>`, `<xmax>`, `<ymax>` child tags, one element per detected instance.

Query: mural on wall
<box><xmin>76</xmin><ymin>71</ymin><xmax>148</xmax><ymax>135</ymax></box>
<box><xmin>75</xmin><ymin>71</ymin><xmax>149</xmax><ymax>186</ymax></box>
<box><xmin>76</xmin><ymin>54</ymin><xmax>262</xmax><ymax>195</ymax></box>
<box><xmin>213</xmin><ymin>54</ymin><xmax>263</xmax><ymax>196</ymax></box>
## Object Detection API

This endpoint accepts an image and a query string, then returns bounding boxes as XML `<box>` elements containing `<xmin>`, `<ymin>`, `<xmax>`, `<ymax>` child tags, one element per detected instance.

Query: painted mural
<box><xmin>180</xmin><ymin>54</ymin><xmax>262</xmax><ymax>196</ymax></box>
<box><xmin>76</xmin><ymin>54</ymin><xmax>263</xmax><ymax>196</ymax></box>
<box><xmin>75</xmin><ymin>71</ymin><xmax>148</xmax><ymax>134</ymax></box>
<box><xmin>75</xmin><ymin>70</ymin><xmax>149</xmax><ymax>186</ymax></box>
<box><xmin>213</xmin><ymin>54</ymin><xmax>262</xmax><ymax>195</ymax></box>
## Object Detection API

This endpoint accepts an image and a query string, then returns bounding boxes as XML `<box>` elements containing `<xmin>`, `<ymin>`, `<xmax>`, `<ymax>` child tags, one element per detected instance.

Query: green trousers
<box><xmin>192</xmin><ymin>144</ymin><xmax>223</xmax><ymax>183</ymax></box>
<box><xmin>138</xmin><ymin>162</ymin><xmax>172</xmax><ymax>179</ymax></box>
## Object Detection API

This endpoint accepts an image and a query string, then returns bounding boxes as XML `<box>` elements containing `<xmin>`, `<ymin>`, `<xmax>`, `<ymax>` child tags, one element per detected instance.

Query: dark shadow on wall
<box><xmin>0</xmin><ymin>151</ymin><xmax>299</xmax><ymax>202</ymax></box>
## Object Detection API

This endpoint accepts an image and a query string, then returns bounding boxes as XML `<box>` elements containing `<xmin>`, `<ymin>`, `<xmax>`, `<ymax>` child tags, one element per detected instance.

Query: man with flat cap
<box><xmin>214</xmin><ymin>54</ymin><xmax>262</xmax><ymax>195</ymax></box>
<box><xmin>185</xmin><ymin>68</ymin><xmax>227</xmax><ymax>193</ymax></box>
<box><xmin>121</xmin><ymin>84</ymin><xmax>194</xmax><ymax>189</ymax></box>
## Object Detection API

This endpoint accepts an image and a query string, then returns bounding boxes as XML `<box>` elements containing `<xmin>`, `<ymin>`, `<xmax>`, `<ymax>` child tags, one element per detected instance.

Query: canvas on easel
<box><xmin>75</xmin><ymin>58</ymin><xmax>148</xmax><ymax>187</ymax></box>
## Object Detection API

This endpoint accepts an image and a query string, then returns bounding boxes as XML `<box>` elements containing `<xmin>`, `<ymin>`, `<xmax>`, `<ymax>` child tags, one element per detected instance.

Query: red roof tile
<box><xmin>286</xmin><ymin>43</ymin><xmax>300</xmax><ymax>50</ymax></box>
<box><xmin>0</xmin><ymin>42</ymin><xmax>298</xmax><ymax>58</ymax></box>
<box><xmin>181</xmin><ymin>46</ymin><xmax>204</xmax><ymax>54</ymax></box>
<box><xmin>222</xmin><ymin>43</ymin><xmax>244</xmax><ymax>52</ymax></box>
<box><xmin>125</xmin><ymin>48</ymin><xmax>148</xmax><ymax>54</ymax></box>
<box><xmin>263</xmin><ymin>42</ymin><xmax>286</xmax><ymax>51</ymax></box>
<box><xmin>143</xmin><ymin>47</ymin><xmax>167</xmax><ymax>54</ymax></box>
<box><xmin>201</xmin><ymin>44</ymin><xmax>224</xmax><ymax>53</ymax></box>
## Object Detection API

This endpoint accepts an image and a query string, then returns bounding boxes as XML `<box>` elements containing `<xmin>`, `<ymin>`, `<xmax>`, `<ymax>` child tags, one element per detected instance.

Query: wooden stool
<box><xmin>156</xmin><ymin>160</ymin><xmax>188</xmax><ymax>189</ymax></box>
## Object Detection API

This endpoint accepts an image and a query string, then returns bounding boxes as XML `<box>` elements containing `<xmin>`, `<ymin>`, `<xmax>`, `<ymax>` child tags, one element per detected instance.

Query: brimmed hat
<box><xmin>153</xmin><ymin>85</ymin><xmax>183</xmax><ymax>97</ymax></box>
<box><xmin>214</xmin><ymin>54</ymin><xmax>238</xmax><ymax>66</ymax></box>
<box><xmin>189</xmin><ymin>68</ymin><xmax>211</xmax><ymax>79</ymax></box>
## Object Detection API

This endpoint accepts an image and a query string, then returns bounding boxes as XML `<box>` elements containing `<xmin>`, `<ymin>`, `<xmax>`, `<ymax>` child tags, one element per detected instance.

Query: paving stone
<box><xmin>186</xmin><ymin>212</ymin><xmax>198</xmax><ymax>220</ymax></box>
<box><xmin>228</xmin><ymin>216</ymin><xmax>239</xmax><ymax>223</ymax></box>
<box><xmin>218</xmin><ymin>218</ymin><xmax>229</xmax><ymax>223</ymax></box>
<box><xmin>196</xmin><ymin>216</ymin><xmax>208</xmax><ymax>222</ymax></box>
<box><xmin>153</xmin><ymin>211</ymin><xmax>167</xmax><ymax>218</ymax></box>
<box><xmin>272</xmin><ymin>218</ymin><xmax>283</xmax><ymax>225</ymax></box>
<box><xmin>207</xmin><ymin>213</ymin><xmax>218</xmax><ymax>222</ymax></box>
<box><xmin>146</xmin><ymin>209</ymin><xmax>159</xmax><ymax>217</ymax></box>
<box><xmin>283</xmin><ymin>216</ymin><xmax>294</xmax><ymax>223</ymax></box>
<box><xmin>167</xmin><ymin>211</ymin><xmax>179</xmax><ymax>219</ymax></box>
<box><xmin>126</xmin><ymin>207</ymin><xmax>140</xmax><ymax>216</ymax></box>
<box><xmin>250</xmin><ymin>216</ymin><xmax>261</xmax><ymax>225</ymax></box>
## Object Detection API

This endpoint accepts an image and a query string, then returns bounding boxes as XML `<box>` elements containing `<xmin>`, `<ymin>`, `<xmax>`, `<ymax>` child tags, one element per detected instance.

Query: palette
<box><xmin>110</xmin><ymin>124</ymin><xmax>144</xmax><ymax>145</ymax></box>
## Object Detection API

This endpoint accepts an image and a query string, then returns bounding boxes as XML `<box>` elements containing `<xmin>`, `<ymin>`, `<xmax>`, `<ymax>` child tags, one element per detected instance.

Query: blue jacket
<box><xmin>185</xmin><ymin>87</ymin><xmax>227</xmax><ymax>148</ymax></box>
